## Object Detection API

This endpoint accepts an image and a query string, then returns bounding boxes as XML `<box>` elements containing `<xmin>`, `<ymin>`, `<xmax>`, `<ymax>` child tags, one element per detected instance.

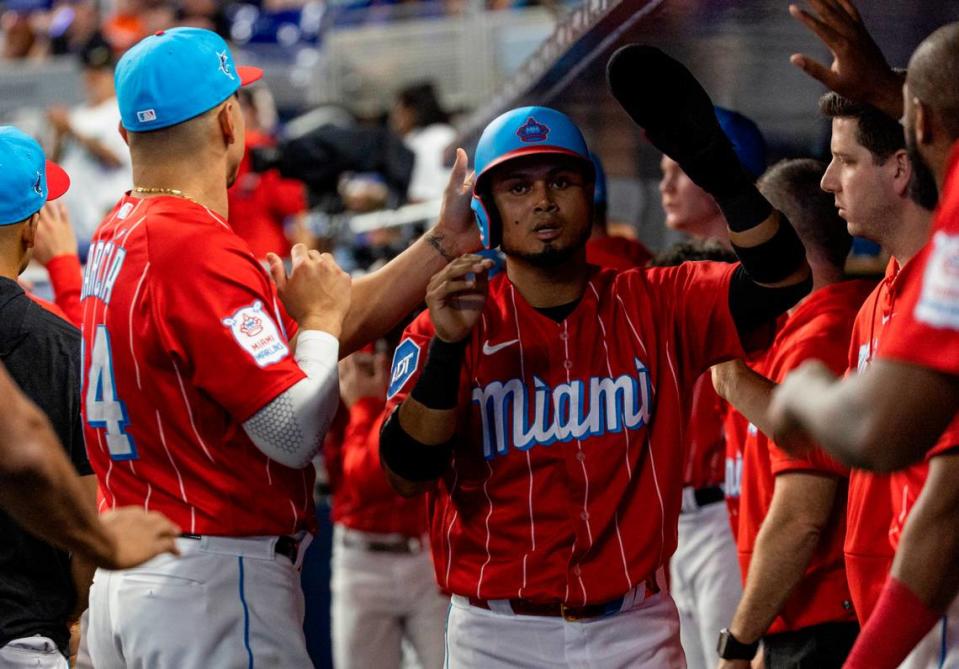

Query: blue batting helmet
<box><xmin>471</xmin><ymin>106</ymin><xmax>593</xmax><ymax>249</ymax></box>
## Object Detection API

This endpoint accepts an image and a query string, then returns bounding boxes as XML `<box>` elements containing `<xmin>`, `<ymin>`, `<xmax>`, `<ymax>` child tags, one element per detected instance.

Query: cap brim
<box><xmin>45</xmin><ymin>160</ymin><xmax>70</xmax><ymax>201</ymax></box>
<box><xmin>238</xmin><ymin>66</ymin><xmax>263</xmax><ymax>87</ymax></box>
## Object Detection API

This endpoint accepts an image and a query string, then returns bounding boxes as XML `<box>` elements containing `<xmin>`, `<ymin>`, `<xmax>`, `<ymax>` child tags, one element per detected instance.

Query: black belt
<box><xmin>694</xmin><ymin>486</ymin><xmax>725</xmax><ymax>506</ymax></box>
<box><xmin>680</xmin><ymin>486</ymin><xmax>725</xmax><ymax>513</ymax></box>
<box><xmin>179</xmin><ymin>534</ymin><xmax>299</xmax><ymax>562</ymax></box>
<box><xmin>340</xmin><ymin>533</ymin><xmax>424</xmax><ymax>554</ymax></box>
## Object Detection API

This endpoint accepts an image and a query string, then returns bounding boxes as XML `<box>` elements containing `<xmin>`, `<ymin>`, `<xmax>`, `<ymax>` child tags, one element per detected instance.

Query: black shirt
<box><xmin>0</xmin><ymin>277</ymin><xmax>87</xmax><ymax>655</ymax></box>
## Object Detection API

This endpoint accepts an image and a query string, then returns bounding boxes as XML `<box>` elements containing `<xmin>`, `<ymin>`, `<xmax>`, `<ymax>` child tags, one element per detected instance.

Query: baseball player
<box><xmin>80</xmin><ymin>28</ymin><xmax>478</xmax><ymax>668</ymax></box>
<box><xmin>712</xmin><ymin>158</ymin><xmax>872</xmax><ymax>668</ymax></box>
<box><xmin>327</xmin><ymin>344</ymin><xmax>447</xmax><ymax>669</ymax></box>
<box><xmin>768</xmin><ymin>6</ymin><xmax>959</xmax><ymax>667</ymax></box>
<box><xmin>378</xmin><ymin>44</ymin><xmax>813</xmax><ymax>666</ymax></box>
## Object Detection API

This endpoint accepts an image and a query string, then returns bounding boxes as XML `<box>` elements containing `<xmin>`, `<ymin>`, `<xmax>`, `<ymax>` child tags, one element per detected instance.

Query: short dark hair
<box><xmin>650</xmin><ymin>239</ymin><xmax>737</xmax><ymax>267</ymax></box>
<box><xmin>759</xmin><ymin>158</ymin><xmax>852</xmax><ymax>270</ymax></box>
<box><xmin>819</xmin><ymin>92</ymin><xmax>904</xmax><ymax>162</ymax></box>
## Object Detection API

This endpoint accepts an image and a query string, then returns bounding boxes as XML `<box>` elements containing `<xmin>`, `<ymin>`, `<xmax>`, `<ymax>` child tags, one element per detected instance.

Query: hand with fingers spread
<box><xmin>96</xmin><ymin>507</ymin><xmax>182</xmax><ymax>570</ymax></box>
<box><xmin>425</xmin><ymin>254</ymin><xmax>494</xmax><ymax>343</ymax></box>
<box><xmin>427</xmin><ymin>149</ymin><xmax>482</xmax><ymax>261</ymax></box>
<box><xmin>267</xmin><ymin>244</ymin><xmax>352</xmax><ymax>338</ymax></box>
<box><xmin>789</xmin><ymin>0</ymin><xmax>904</xmax><ymax>119</ymax></box>
<box><xmin>33</xmin><ymin>201</ymin><xmax>78</xmax><ymax>266</ymax></box>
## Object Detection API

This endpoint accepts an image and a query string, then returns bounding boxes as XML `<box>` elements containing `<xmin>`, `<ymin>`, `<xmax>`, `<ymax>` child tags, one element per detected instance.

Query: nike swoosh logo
<box><xmin>881</xmin><ymin>315</ymin><xmax>891</xmax><ymax>324</ymax></box>
<box><xmin>482</xmin><ymin>339</ymin><xmax>519</xmax><ymax>355</ymax></box>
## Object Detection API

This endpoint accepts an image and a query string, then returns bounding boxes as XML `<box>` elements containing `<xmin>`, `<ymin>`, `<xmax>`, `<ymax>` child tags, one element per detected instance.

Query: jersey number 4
<box><xmin>86</xmin><ymin>325</ymin><xmax>138</xmax><ymax>460</ymax></box>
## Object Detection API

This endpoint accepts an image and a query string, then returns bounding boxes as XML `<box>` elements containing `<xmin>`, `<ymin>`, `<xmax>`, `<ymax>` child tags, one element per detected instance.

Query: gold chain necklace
<box><xmin>132</xmin><ymin>186</ymin><xmax>201</xmax><ymax>206</ymax></box>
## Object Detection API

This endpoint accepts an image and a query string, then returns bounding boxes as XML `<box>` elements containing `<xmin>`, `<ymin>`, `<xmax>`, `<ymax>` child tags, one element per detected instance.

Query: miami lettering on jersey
<box><xmin>472</xmin><ymin>358</ymin><xmax>653</xmax><ymax>460</ymax></box>
<box><xmin>81</xmin><ymin>240</ymin><xmax>128</xmax><ymax>304</ymax></box>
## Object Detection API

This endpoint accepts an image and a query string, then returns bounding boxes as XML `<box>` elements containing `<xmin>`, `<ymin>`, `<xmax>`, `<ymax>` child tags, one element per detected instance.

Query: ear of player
<box><xmin>470</xmin><ymin>105</ymin><xmax>594</xmax><ymax>249</ymax></box>
<box><xmin>606</xmin><ymin>45</ymin><xmax>755</xmax><ymax>203</ymax></box>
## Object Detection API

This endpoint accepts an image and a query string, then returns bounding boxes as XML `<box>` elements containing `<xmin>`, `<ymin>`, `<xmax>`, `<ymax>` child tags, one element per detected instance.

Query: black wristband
<box><xmin>379</xmin><ymin>408</ymin><xmax>453</xmax><ymax>482</ymax></box>
<box><xmin>410</xmin><ymin>337</ymin><xmax>467</xmax><ymax>410</ymax></box>
<box><xmin>731</xmin><ymin>213</ymin><xmax>807</xmax><ymax>285</ymax></box>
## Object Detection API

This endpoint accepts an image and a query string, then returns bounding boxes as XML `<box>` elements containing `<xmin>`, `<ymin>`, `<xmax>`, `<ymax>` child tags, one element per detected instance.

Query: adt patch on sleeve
<box><xmin>387</xmin><ymin>338</ymin><xmax>421</xmax><ymax>400</ymax></box>
<box><xmin>222</xmin><ymin>300</ymin><xmax>290</xmax><ymax>367</ymax></box>
<box><xmin>916</xmin><ymin>232</ymin><xmax>959</xmax><ymax>330</ymax></box>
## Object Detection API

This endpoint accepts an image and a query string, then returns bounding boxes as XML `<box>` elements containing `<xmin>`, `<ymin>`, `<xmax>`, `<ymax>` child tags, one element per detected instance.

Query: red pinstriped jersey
<box><xmin>80</xmin><ymin>194</ymin><xmax>312</xmax><ymax>536</ymax></box>
<box><xmin>386</xmin><ymin>262</ymin><xmax>743</xmax><ymax>605</ymax></box>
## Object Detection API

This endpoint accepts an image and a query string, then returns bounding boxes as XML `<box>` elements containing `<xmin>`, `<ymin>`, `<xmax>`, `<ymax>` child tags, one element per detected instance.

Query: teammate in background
<box><xmin>81</xmin><ymin>28</ymin><xmax>478</xmax><ymax>668</ymax></box>
<box><xmin>584</xmin><ymin>152</ymin><xmax>652</xmax><ymax>270</ymax></box>
<box><xmin>0</xmin><ymin>126</ymin><xmax>179</xmax><ymax>668</ymax></box>
<box><xmin>817</xmin><ymin>92</ymin><xmax>931</xmax><ymax>627</ymax></box>
<box><xmin>228</xmin><ymin>87</ymin><xmax>311</xmax><ymax>261</ymax></box>
<box><xmin>379</xmin><ymin>43</ymin><xmax>812</xmax><ymax>665</ymax></box>
<box><xmin>328</xmin><ymin>343</ymin><xmax>447</xmax><ymax>669</ymax></box>
<box><xmin>712</xmin><ymin>158</ymin><xmax>872</xmax><ymax>669</ymax></box>
<box><xmin>648</xmin><ymin>240</ymin><xmax>742</xmax><ymax>669</ymax></box>
<box><xmin>770</xmin><ymin>4</ymin><xmax>959</xmax><ymax>665</ymax></box>
<box><xmin>659</xmin><ymin>107</ymin><xmax>767</xmax><ymax>246</ymax></box>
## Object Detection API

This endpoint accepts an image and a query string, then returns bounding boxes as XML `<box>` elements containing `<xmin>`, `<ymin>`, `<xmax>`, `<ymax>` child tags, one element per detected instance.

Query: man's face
<box><xmin>489</xmin><ymin>154</ymin><xmax>592</xmax><ymax>267</ymax></box>
<box><xmin>658</xmin><ymin>155</ymin><xmax>721</xmax><ymax>236</ymax></box>
<box><xmin>820</xmin><ymin>117</ymin><xmax>899</xmax><ymax>241</ymax></box>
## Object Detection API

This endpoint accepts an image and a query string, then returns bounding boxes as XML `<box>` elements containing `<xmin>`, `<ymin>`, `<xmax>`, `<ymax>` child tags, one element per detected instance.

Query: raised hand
<box><xmin>96</xmin><ymin>507</ymin><xmax>181</xmax><ymax>569</ymax></box>
<box><xmin>339</xmin><ymin>350</ymin><xmax>389</xmax><ymax>407</ymax></box>
<box><xmin>268</xmin><ymin>244</ymin><xmax>352</xmax><ymax>338</ymax></box>
<box><xmin>788</xmin><ymin>0</ymin><xmax>904</xmax><ymax>119</ymax></box>
<box><xmin>425</xmin><ymin>254</ymin><xmax>494</xmax><ymax>343</ymax></box>
<box><xmin>428</xmin><ymin>149</ymin><xmax>481</xmax><ymax>260</ymax></box>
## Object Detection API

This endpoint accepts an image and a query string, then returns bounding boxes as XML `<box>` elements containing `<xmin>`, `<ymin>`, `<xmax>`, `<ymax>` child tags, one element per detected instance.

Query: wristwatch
<box><xmin>717</xmin><ymin>628</ymin><xmax>759</xmax><ymax>660</ymax></box>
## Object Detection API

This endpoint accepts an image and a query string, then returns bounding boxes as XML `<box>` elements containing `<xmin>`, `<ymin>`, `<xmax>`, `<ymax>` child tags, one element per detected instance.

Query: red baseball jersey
<box><xmin>843</xmin><ymin>260</ymin><xmax>899</xmax><ymax>623</ymax></box>
<box><xmin>685</xmin><ymin>373</ymin><xmax>726</xmax><ymax>489</ymax></box>
<box><xmin>736</xmin><ymin>280</ymin><xmax>871</xmax><ymax>633</ymax></box>
<box><xmin>386</xmin><ymin>263</ymin><xmax>743</xmax><ymax>605</ymax></box>
<box><xmin>585</xmin><ymin>236</ymin><xmax>653</xmax><ymax>272</ymax></box>
<box><xmin>328</xmin><ymin>397</ymin><xmax>430</xmax><ymax>537</ymax></box>
<box><xmin>80</xmin><ymin>194</ymin><xmax>312</xmax><ymax>537</ymax></box>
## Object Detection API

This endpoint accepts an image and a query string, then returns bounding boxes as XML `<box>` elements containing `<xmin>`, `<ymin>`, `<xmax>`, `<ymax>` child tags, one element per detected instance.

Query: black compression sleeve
<box><xmin>410</xmin><ymin>337</ymin><xmax>466</xmax><ymax>410</ymax></box>
<box><xmin>379</xmin><ymin>408</ymin><xmax>453</xmax><ymax>482</ymax></box>
<box><xmin>728</xmin><ymin>265</ymin><xmax>812</xmax><ymax>339</ymax></box>
<box><xmin>730</xmin><ymin>213</ymin><xmax>807</xmax><ymax>285</ymax></box>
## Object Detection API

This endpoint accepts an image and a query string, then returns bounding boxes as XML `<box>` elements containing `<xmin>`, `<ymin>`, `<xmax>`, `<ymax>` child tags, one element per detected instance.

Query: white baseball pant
<box><xmin>86</xmin><ymin>535</ymin><xmax>313</xmax><ymax>668</ymax></box>
<box><xmin>0</xmin><ymin>636</ymin><xmax>68</xmax><ymax>668</ymax></box>
<box><xmin>331</xmin><ymin>524</ymin><xmax>448</xmax><ymax>669</ymax></box>
<box><xmin>444</xmin><ymin>574</ymin><xmax>686</xmax><ymax>668</ymax></box>
<box><xmin>670</xmin><ymin>494</ymin><xmax>742</xmax><ymax>669</ymax></box>
<box><xmin>898</xmin><ymin>594</ymin><xmax>959</xmax><ymax>668</ymax></box>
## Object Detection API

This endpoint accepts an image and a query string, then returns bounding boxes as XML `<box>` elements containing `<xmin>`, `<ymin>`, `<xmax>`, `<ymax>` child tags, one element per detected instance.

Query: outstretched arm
<box><xmin>769</xmin><ymin>358</ymin><xmax>959</xmax><ymax>470</ymax></box>
<box><xmin>608</xmin><ymin>46</ymin><xmax>811</xmax><ymax>340</ymax></box>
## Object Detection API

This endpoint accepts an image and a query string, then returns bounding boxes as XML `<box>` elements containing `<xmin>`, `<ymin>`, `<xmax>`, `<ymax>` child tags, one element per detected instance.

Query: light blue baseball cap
<box><xmin>115</xmin><ymin>27</ymin><xmax>263</xmax><ymax>132</ymax></box>
<box><xmin>0</xmin><ymin>126</ymin><xmax>70</xmax><ymax>226</ymax></box>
